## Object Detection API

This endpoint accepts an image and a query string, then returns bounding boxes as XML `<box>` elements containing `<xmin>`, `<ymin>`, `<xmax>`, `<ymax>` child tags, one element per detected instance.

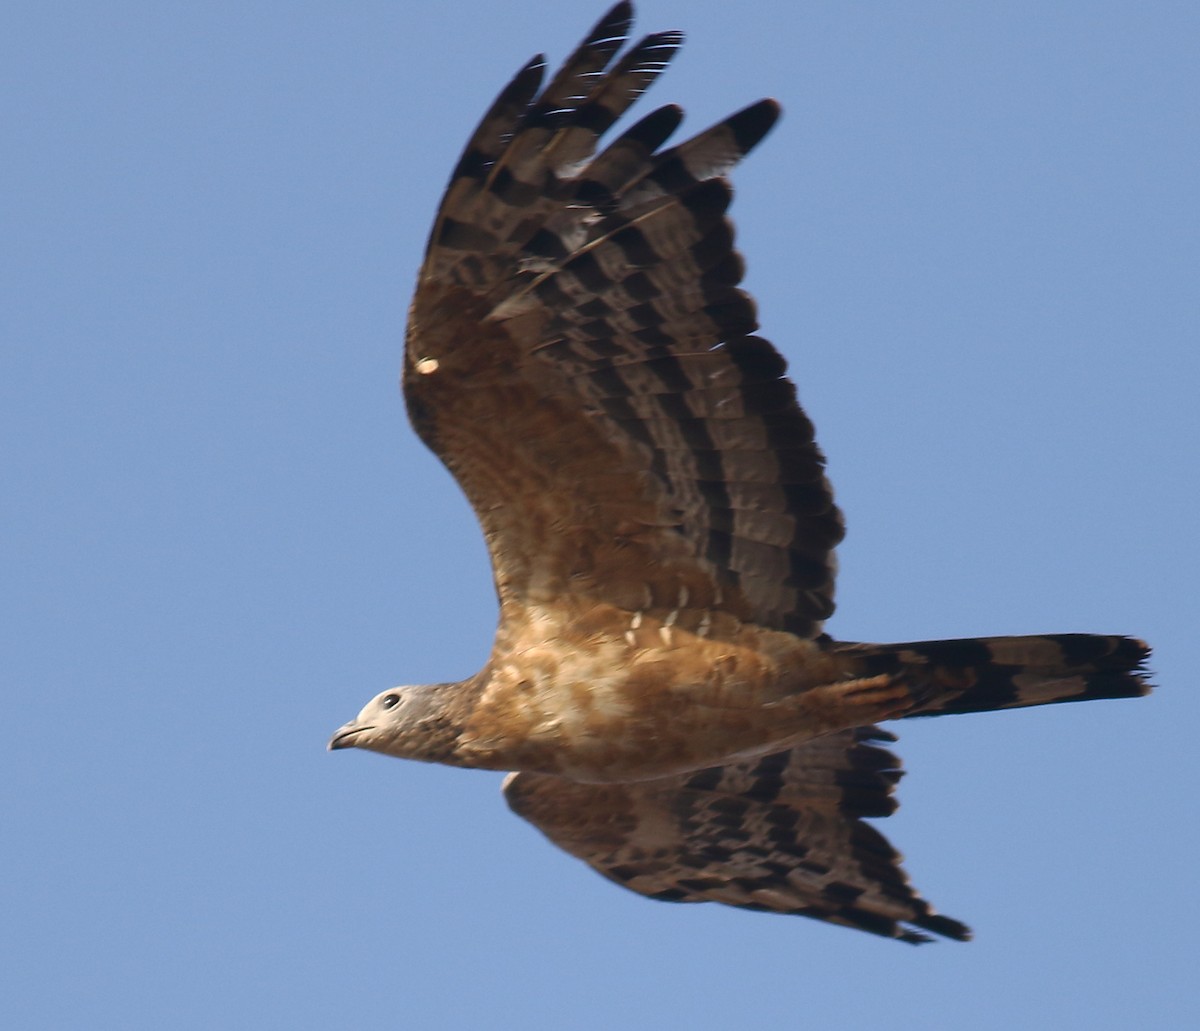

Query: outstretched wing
<box><xmin>405</xmin><ymin>3</ymin><xmax>843</xmax><ymax>637</ymax></box>
<box><xmin>504</xmin><ymin>726</ymin><xmax>970</xmax><ymax>943</ymax></box>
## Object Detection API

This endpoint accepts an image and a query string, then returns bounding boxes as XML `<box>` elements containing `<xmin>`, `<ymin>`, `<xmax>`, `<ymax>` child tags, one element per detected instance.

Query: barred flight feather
<box><xmin>408</xmin><ymin>2</ymin><xmax>842</xmax><ymax>635</ymax></box>
<box><xmin>504</xmin><ymin>727</ymin><xmax>972</xmax><ymax>944</ymax></box>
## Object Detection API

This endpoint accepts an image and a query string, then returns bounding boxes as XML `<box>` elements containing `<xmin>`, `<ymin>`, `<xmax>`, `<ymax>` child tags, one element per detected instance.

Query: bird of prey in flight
<box><xmin>329</xmin><ymin>2</ymin><xmax>1150</xmax><ymax>943</ymax></box>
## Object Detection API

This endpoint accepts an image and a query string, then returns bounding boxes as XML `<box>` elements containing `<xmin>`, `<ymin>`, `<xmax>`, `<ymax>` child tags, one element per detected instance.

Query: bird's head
<box><xmin>327</xmin><ymin>683</ymin><xmax>461</xmax><ymax>763</ymax></box>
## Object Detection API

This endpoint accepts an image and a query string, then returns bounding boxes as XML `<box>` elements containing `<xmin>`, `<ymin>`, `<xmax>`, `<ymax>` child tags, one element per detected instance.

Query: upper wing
<box><xmin>405</xmin><ymin>3</ymin><xmax>843</xmax><ymax>637</ymax></box>
<box><xmin>503</xmin><ymin>726</ymin><xmax>970</xmax><ymax>944</ymax></box>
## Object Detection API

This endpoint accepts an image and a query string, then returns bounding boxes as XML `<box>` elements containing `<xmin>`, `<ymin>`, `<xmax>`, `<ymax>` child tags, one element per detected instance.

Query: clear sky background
<box><xmin>4</xmin><ymin>2</ymin><xmax>1197</xmax><ymax>1028</ymax></box>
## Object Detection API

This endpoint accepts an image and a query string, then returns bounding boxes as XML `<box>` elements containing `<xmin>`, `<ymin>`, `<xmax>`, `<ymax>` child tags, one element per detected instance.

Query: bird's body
<box><xmin>329</xmin><ymin>2</ymin><xmax>1150</xmax><ymax>942</ymax></box>
<box><xmin>435</xmin><ymin>608</ymin><xmax>852</xmax><ymax>782</ymax></box>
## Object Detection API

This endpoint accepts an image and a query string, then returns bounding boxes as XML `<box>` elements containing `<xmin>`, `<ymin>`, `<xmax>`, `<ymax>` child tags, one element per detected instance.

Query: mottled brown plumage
<box><xmin>329</xmin><ymin>3</ymin><xmax>1151</xmax><ymax>942</ymax></box>
<box><xmin>503</xmin><ymin>727</ymin><xmax>972</xmax><ymax>944</ymax></box>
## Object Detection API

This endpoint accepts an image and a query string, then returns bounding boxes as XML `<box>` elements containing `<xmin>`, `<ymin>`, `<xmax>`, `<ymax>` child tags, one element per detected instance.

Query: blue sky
<box><xmin>3</xmin><ymin>1</ymin><xmax>1197</xmax><ymax>1028</ymax></box>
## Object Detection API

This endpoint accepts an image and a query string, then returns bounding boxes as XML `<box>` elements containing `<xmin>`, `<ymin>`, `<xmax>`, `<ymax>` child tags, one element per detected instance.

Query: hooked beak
<box><xmin>327</xmin><ymin>722</ymin><xmax>375</xmax><ymax>751</ymax></box>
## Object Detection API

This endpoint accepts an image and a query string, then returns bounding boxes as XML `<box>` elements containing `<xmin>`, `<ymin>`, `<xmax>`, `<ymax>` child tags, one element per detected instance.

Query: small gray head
<box><xmin>327</xmin><ymin>683</ymin><xmax>462</xmax><ymax>763</ymax></box>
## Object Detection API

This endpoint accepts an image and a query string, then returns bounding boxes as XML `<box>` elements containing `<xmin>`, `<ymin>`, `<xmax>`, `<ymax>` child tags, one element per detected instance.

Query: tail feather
<box><xmin>832</xmin><ymin>634</ymin><xmax>1151</xmax><ymax>718</ymax></box>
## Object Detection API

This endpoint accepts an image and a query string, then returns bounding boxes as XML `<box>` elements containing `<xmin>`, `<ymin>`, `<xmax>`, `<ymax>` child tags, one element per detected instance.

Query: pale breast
<box><xmin>457</xmin><ymin>598</ymin><xmax>843</xmax><ymax>780</ymax></box>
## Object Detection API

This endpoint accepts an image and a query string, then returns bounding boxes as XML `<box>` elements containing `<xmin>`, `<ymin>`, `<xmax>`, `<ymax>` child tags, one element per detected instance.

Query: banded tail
<box><xmin>832</xmin><ymin>634</ymin><xmax>1151</xmax><ymax>719</ymax></box>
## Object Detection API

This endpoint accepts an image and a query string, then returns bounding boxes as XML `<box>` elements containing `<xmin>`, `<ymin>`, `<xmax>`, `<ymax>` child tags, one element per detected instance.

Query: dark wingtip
<box><xmin>592</xmin><ymin>1</ymin><xmax>635</xmax><ymax>44</ymax></box>
<box><xmin>918</xmin><ymin>912</ymin><xmax>974</xmax><ymax>942</ymax></box>
<box><xmin>728</xmin><ymin>98</ymin><xmax>783</xmax><ymax>154</ymax></box>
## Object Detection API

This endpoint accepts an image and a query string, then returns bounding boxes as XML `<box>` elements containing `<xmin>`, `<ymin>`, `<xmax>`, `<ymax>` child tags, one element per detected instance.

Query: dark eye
<box><xmin>380</xmin><ymin>693</ymin><xmax>401</xmax><ymax>710</ymax></box>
